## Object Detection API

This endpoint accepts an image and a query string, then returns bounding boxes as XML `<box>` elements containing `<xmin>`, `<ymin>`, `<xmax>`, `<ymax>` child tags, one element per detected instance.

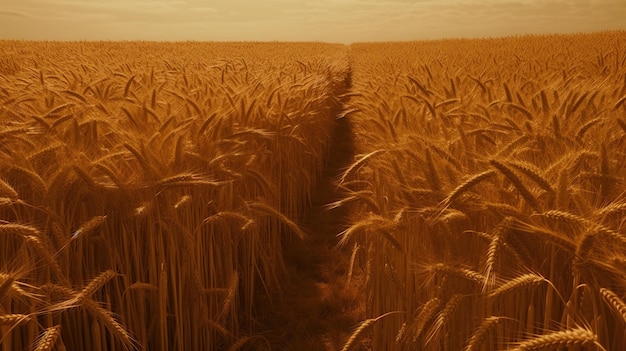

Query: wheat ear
<box><xmin>425</xmin><ymin>294</ymin><xmax>464</xmax><ymax>345</ymax></box>
<box><xmin>575</xmin><ymin>117</ymin><xmax>602</xmax><ymax>141</ymax></box>
<box><xmin>0</xmin><ymin>178</ymin><xmax>18</xmax><ymax>198</ymax></box>
<box><xmin>346</xmin><ymin>243</ymin><xmax>359</xmax><ymax>285</ymax></box>
<box><xmin>71</xmin><ymin>215</ymin><xmax>107</xmax><ymax>241</ymax></box>
<box><xmin>76</xmin><ymin>270</ymin><xmax>116</xmax><ymax>304</ymax></box>
<box><xmin>219</xmin><ymin>272</ymin><xmax>239</xmax><ymax>322</ymax></box>
<box><xmin>599</xmin><ymin>287</ymin><xmax>626</xmax><ymax>323</ymax></box>
<box><xmin>426</xmin><ymin>263</ymin><xmax>485</xmax><ymax>285</ymax></box>
<box><xmin>490</xmin><ymin>159</ymin><xmax>540</xmax><ymax>211</ymax></box>
<box><xmin>484</xmin><ymin>217</ymin><xmax>513</xmax><ymax>291</ymax></box>
<box><xmin>248</xmin><ymin>201</ymin><xmax>308</xmax><ymax>240</ymax></box>
<box><xmin>83</xmin><ymin>298</ymin><xmax>136</xmax><ymax>350</ymax></box>
<box><xmin>339</xmin><ymin>149</ymin><xmax>386</xmax><ymax>184</ymax></box>
<box><xmin>508</xmin><ymin>327</ymin><xmax>602</xmax><ymax>350</ymax></box>
<box><xmin>33</xmin><ymin>325</ymin><xmax>62</xmax><ymax>351</ymax></box>
<box><xmin>409</xmin><ymin>298</ymin><xmax>441</xmax><ymax>343</ymax></box>
<box><xmin>0</xmin><ymin>313</ymin><xmax>31</xmax><ymax>326</ymax></box>
<box><xmin>424</xmin><ymin>147</ymin><xmax>442</xmax><ymax>192</ymax></box>
<box><xmin>0</xmin><ymin>223</ymin><xmax>41</xmax><ymax>238</ymax></box>
<box><xmin>506</xmin><ymin>161</ymin><xmax>555</xmax><ymax>194</ymax></box>
<box><xmin>465</xmin><ymin>316</ymin><xmax>505</xmax><ymax>351</ymax></box>
<box><xmin>443</xmin><ymin>170</ymin><xmax>496</xmax><ymax>205</ymax></box>
<box><xmin>488</xmin><ymin>273</ymin><xmax>545</xmax><ymax>299</ymax></box>
<box><xmin>341</xmin><ymin>311</ymin><xmax>400</xmax><ymax>351</ymax></box>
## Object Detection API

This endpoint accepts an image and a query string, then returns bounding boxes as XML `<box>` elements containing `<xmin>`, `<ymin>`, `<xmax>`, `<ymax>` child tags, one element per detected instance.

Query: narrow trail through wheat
<box><xmin>254</xmin><ymin>94</ymin><xmax>367</xmax><ymax>350</ymax></box>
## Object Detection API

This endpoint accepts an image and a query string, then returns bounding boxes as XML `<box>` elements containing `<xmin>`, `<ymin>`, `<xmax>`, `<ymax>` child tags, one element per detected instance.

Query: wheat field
<box><xmin>339</xmin><ymin>31</ymin><xmax>626</xmax><ymax>350</ymax></box>
<box><xmin>0</xmin><ymin>41</ymin><xmax>350</xmax><ymax>350</ymax></box>
<box><xmin>1</xmin><ymin>31</ymin><xmax>626</xmax><ymax>350</ymax></box>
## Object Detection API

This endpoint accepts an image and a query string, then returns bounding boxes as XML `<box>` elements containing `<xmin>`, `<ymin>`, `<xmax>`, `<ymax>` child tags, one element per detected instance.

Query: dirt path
<box><xmin>253</xmin><ymin>103</ymin><xmax>367</xmax><ymax>350</ymax></box>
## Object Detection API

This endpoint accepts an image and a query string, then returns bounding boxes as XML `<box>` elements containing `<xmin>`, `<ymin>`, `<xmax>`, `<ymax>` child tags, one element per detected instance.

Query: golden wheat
<box><xmin>339</xmin><ymin>31</ymin><xmax>626</xmax><ymax>351</ymax></box>
<box><xmin>1</xmin><ymin>41</ymin><xmax>352</xmax><ymax>350</ymax></box>
<box><xmin>3</xmin><ymin>32</ymin><xmax>626</xmax><ymax>351</ymax></box>
<box><xmin>33</xmin><ymin>325</ymin><xmax>62</xmax><ymax>351</ymax></box>
<box><xmin>508</xmin><ymin>327</ymin><xmax>601</xmax><ymax>351</ymax></box>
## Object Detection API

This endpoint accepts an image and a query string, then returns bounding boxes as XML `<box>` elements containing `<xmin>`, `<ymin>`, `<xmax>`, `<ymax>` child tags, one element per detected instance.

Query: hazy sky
<box><xmin>0</xmin><ymin>0</ymin><xmax>624</xmax><ymax>43</ymax></box>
